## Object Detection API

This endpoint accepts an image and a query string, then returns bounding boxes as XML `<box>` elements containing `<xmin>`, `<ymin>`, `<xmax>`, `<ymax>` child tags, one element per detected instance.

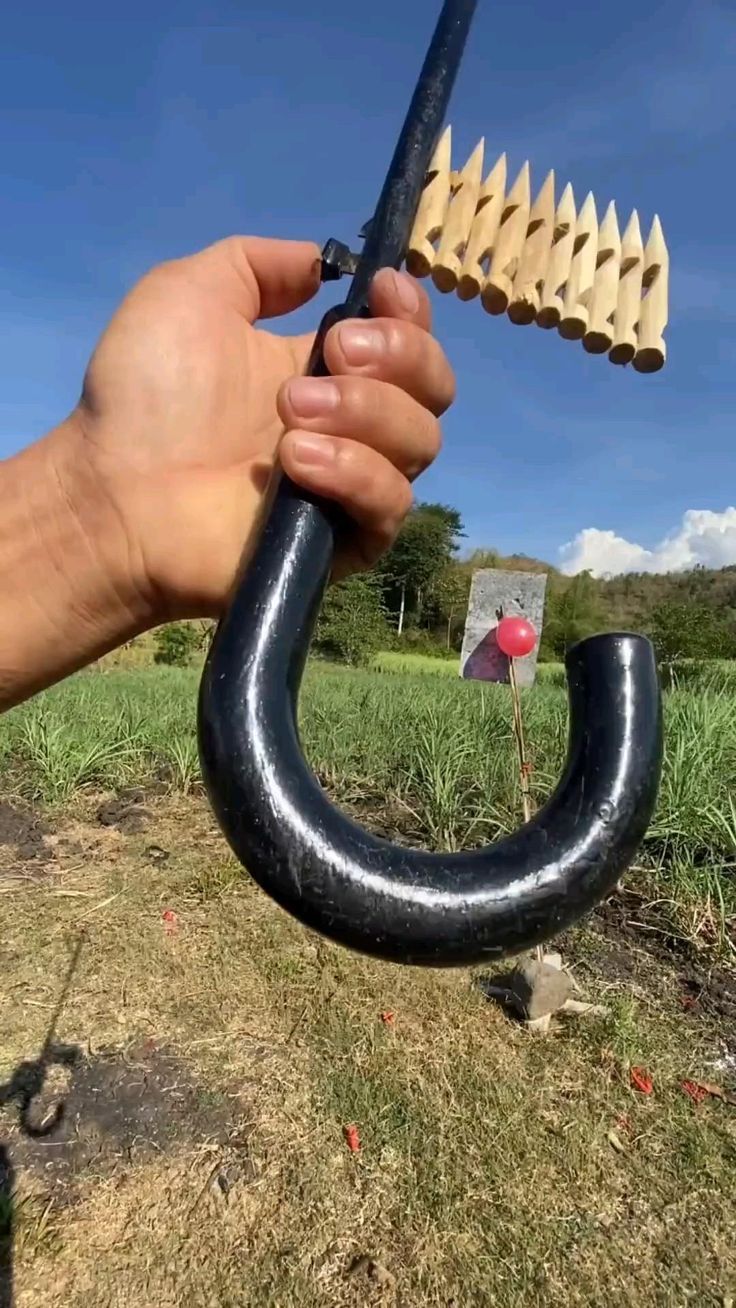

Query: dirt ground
<box><xmin>0</xmin><ymin>789</ymin><xmax>734</xmax><ymax>1307</ymax></box>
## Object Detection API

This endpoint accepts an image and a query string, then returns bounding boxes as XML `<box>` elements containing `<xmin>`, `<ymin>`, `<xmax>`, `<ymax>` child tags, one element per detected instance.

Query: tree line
<box><xmin>316</xmin><ymin>501</ymin><xmax>736</xmax><ymax>666</ymax></box>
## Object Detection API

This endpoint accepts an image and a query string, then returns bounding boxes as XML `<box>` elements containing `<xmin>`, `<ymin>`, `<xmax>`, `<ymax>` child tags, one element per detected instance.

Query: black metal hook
<box><xmin>198</xmin><ymin>474</ymin><xmax>662</xmax><ymax>967</ymax></box>
<box><xmin>196</xmin><ymin>0</ymin><xmax>663</xmax><ymax>965</ymax></box>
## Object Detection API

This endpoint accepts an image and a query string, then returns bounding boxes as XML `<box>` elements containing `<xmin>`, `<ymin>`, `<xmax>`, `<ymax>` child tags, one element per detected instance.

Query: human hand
<box><xmin>70</xmin><ymin>235</ymin><xmax>455</xmax><ymax>622</ymax></box>
<box><xmin>0</xmin><ymin>235</ymin><xmax>455</xmax><ymax>708</ymax></box>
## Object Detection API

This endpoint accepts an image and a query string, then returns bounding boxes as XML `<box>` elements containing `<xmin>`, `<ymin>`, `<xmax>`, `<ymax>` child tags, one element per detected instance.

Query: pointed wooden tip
<box><xmin>597</xmin><ymin>202</ymin><xmax>621</xmax><ymax>260</ymax></box>
<box><xmin>621</xmin><ymin>209</ymin><xmax>643</xmax><ymax>252</ymax></box>
<box><xmin>531</xmin><ymin>169</ymin><xmax>555</xmax><ymax>216</ymax></box>
<box><xmin>461</xmin><ymin>138</ymin><xmax>485</xmax><ymax>176</ymax></box>
<box><xmin>578</xmin><ymin>192</ymin><xmax>598</xmax><ymax>226</ymax></box>
<box><xmin>508</xmin><ymin>161</ymin><xmax>531</xmax><ymax>204</ymax></box>
<box><xmin>600</xmin><ymin>200</ymin><xmax>620</xmax><ymax>234</ymax></box>
<box><xmin>645</xmin><ymin>214</ymin><xmax>668</xmax><ymax>261</ymax></box>
<box><xmin>431</xmin><ymin>124</ymin><xmax>452</xmax><ymax>168</ymax></box>
<box><xmin>552</xmin><ymin>182</ymin><xmax>576</xmax><ymax>241</ymax></box>
<box><xmin>483</xmin><ymin>151</ymin><xmax>507</xmax><ymax>189</ymax></box>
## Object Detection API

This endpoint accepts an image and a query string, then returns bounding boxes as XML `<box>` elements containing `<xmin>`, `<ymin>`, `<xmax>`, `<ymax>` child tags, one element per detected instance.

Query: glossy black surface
<box><xmin>197</xmin><ymin>0</ymin><xmax>664</xmax><ymax>964</ymax></box>
<box><xmin>199</xmin><ymin>483</ymin><xmax>663</xmax><ymax>966</ymax></box>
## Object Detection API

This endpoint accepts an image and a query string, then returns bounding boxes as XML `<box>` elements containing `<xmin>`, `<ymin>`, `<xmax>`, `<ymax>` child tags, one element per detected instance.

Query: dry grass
<box><xmin>0</xmin><ymin>794</ymin><xmax>733</xmax><ymax>1307</ymax></box>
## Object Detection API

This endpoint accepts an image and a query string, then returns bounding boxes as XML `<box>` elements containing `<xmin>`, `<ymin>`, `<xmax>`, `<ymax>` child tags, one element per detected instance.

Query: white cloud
<box><xmin>559</xmin><ymin>509</ymin><xmax>736</xmax><ymax>578</ymax></box>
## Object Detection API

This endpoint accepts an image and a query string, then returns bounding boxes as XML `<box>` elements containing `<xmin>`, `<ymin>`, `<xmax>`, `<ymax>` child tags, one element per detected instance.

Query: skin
<box><xmin>0</xmin><ymin>235</ymin><xmax>455</xmax><ymax>709</ymax></box>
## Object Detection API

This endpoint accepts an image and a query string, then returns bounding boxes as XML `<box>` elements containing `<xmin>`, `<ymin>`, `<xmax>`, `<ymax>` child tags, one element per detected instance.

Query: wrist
<box><xmin>0</xmin><ymin>413</ymin><xmax>153</xmax><ymax>708</ymax></box>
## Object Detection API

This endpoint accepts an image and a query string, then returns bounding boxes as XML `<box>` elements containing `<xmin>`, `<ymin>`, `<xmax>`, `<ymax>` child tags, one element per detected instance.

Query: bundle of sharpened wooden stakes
<box><xmin>406</xmin><ymin>129</ymin><xmax>669</xmax><ymax>373</ymax></box>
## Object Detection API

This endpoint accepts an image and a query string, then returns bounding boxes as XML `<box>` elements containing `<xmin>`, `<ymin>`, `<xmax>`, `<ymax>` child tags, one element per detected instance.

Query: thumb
<box><xmin>180</xmin><ymin>235</ymin><xmax>323</xmax><ymax>323</ymax></box>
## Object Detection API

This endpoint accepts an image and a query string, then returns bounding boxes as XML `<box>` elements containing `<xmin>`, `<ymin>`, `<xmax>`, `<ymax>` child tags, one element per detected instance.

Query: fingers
<box><xmin>277</xmin><ymin>375</ymin><xmax>441</xmax><ymax>480</ymax></box>
<box><xmin>322</xmin><ymin>303</ymin><xmax>455</xmax><ymax>417</ymax></box>
<box><xmin>279</xmin><ymin>432</ymin><xmax>413</xmax><ymax>571</ymax></box>
<box><xmin>368</xmin><ymin>267</ymin><xmax>433</xmax><ymax>331</ymax></box>
<box><xmin>278</xmin><ymin>267</ymin><xmax>455</xmax><ymax>576</ymax></box>
<box><xmin>179</xmin><ymin>236</ymin><xmax>322</xmax><ymax>322</ymax></box>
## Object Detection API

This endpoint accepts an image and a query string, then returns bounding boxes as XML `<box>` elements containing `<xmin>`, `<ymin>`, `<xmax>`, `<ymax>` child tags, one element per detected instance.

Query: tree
<box><xmin>377</xmin><ymin>502</ymin><xmax>464</xmax><ymax>633</ymax></box>
<box><xmin>649</xmin><ymin>601</ymin><xmax>735</xmax><ymax>670</ymax></box>
<box><xmin>427</xmin><ymin>564</ymin><xmax>471</xmax><ymax>649</ymax></box>
<box><xmin>154</xmin><ymin>622</ymin><xmax>199</xmax><ymax>667</ymax></box>
<box><xmin>314</xmin><ymin>574</ymin><xmax>390</xmax><ymax>665</ymax></box>
<box><xmin>543</xmin><ymin>570</ymin><xmax>605</xmax><ymax>657</ymax></box>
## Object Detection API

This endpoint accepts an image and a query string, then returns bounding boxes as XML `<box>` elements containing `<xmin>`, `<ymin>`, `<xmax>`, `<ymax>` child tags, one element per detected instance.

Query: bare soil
<box><xmin>0</xmin><ymin>790</ymin><xmax>732</xmax><ymax>1307</ymax></box>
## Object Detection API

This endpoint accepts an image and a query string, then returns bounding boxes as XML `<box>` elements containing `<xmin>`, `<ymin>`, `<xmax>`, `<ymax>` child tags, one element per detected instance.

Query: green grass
<box><xmin>0</xmin><ymin>658</ymin><xmax>734</xmax><ymax>950</ymax></box>
<box><xmin>370</xmin><ymin>650</ymin><xmax>566</xmax><ymax>684</ymax></box>
<box><xmin>371</xmin><ymin>650</ymin><xmax>460</xmax><ymax>676</ymax></box>
<box><xmin>0</xmin><ymin>659</ymin><xmax>734</xmax><ymax>1304</ymax></box>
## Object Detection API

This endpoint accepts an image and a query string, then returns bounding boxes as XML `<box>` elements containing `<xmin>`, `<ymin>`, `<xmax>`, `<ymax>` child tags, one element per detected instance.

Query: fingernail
<box><xmin>288</xmin><ymin>432</ymin><xmax>336</xmax><ymax>468</ymax></box>
<box><xmin>390</xmin><ymin>269</ymin><xmax>420</xmax><ymax>314</ymax></box>
<box><xmin>287</xmin><ymin>377</ymin><xmax>340</xmax><ymax>418</ymax></box>
<box><xmin>337</xmin><ymin>323</ymin><xmax>386</xmax><ymax>365</ymax></box>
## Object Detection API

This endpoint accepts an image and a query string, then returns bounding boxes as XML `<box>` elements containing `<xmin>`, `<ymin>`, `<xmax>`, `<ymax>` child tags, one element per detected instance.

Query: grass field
<box><xmin>0</xmin><ymin>658</ymin><xmax>734</xmax><ymax>1306</ymax></box>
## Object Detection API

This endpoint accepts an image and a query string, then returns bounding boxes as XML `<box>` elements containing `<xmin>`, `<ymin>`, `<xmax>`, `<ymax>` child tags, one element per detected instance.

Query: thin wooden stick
<box><xmin>537</xmin><ymin>182</ymin><xmax>576</xmax><ymax>329</ymax></box>
<box><xmin>508</xmin><ymin>655</ymin><xmax>532</xmax><ymax>825</ymax></box>
<box><xmin>406</xmin><ymin>126</ymin><xmax>453</xmax><ymax>279</ymax></box>
<box><xmin>506</xmin><ymin>652</ymin><xmax>542</xmax><ymax>963</ymax></box>
<box><xmin>559</xmin><ymin>192</ymin><xmax>598</xmax><ymax>340</ymax></box>
<box><xmin>584</xmin><ymin>201</ymin><xmax>621</xmax><ymax>354</ymax></box>
<box><xmin>609</xmin><ymin>209</ymin><xmax>644</xmax><ymax>366</ymax></box>
<box><xmin>458</xmin><ymin>151</ymin><xmax>507</xmax><ymax>301</ymax></box>
<box><xmin>633</xmin><ymin>215</ymin><xmax>668</xmax><ymax>374</ymax></box>
<box><xmin>508</xmin><ymin>169</ymin><xmax>555</xmax><ymax>325</ymax></box>
<box><xmin>432</xmin><ymin>138</ymin><xmax>485</xmax><ymax>293</ymax></box>
<box><xmin>482</xmin><ymin>162</ymin><xmax>531</xmax><ymax>315</ymax></box>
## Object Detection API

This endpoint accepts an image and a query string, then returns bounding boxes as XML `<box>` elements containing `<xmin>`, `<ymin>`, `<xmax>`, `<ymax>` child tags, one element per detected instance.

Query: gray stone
<box><xmin>460</xmin><ymin>568</ymin><xmax>547</xmax><ymax>687</ymax></box>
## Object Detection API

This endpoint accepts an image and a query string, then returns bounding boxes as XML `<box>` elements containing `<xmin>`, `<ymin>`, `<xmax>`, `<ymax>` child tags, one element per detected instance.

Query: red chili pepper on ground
<box><xmin>681</xmin><ymin>1079</ymin><xmax>708</xmax><ymax>1104</ymax></box>
<box><xmin>630</xmin><ymin>1067</ymin><xmax>653</xmax><ymax>1095</ymax></box>
<box><xmin>343</xmin><ymin>1125</ymin><xmax>361</xmax><ymax>1153</ymax></box>
<box><xmin>162</xmin><ymin>908</ymin><xmax>178</xmax><ymax>935</ymax></box>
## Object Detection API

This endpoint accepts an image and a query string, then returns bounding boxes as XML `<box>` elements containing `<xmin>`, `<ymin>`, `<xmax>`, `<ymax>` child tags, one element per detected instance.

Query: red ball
<box><xmin>496</xmin><ymin>615</ymin><xmax>537</xmax><ymax>659</ymax></box>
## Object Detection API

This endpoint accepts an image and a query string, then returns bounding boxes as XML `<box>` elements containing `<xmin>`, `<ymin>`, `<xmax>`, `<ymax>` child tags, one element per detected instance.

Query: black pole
<box><xmin>345</xmin><ymin>0</ymin><xmax>479</xmax><ymax>306</ymax></box>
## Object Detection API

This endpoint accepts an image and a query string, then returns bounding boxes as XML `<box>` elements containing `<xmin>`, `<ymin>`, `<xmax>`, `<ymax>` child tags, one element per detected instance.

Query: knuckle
<box><xmin>395</xmin><ymin>475</ymin><xmax>415</xmax><ymax>521</ymax></box>
<box><xmin>438</xmin><ymin>359</ymin><xmax>457</xmax><ymax>413</ymax></box>
<box><xmin>383</xmin><ymin>319</ymin><xmax>415</xmax><ymax>359</ymax></box>
<box><xmin>422</xmin><ymin>416</ymin><xmax>443</xmax><ymax>468</ymax></box>
<box><xmin>337</xmin><ymin>375</ymin><xmax>372</xmax><ymax>421</ymax></box>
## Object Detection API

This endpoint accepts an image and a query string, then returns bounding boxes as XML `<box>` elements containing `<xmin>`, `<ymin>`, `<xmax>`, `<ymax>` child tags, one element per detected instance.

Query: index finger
<box><xmin>369</xmin><ymin>268</ymin><xmax>432</xmax><ymax>332</ymax></box>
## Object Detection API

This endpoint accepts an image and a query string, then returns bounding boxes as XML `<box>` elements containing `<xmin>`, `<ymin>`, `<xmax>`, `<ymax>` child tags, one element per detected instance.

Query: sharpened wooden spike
<box><xmin>559</xmin><ymin>192</ymin><xmax>598</xmax><ymax>340</ymax></box>
<box><xmin>508</xmin><ymin>169</ymin><xmax>556</xmax><ymax>325</ymax></box>
<box><xmin>482</xmin><ymin>161</ymin><xmax>531</xmax><ymax>315</ymax></box>
<box><xmin>432</xmin><ymin>138</ymin><xmax>485</xmax><ymax>294</ymax></box>
<box><xmin>457</xmin><ymin>152</ymin><xmax>507</xmax><ymax>301</ymax></box>
<box><xmin>406</xmin><ymin>126</ymin><xmax>453</xmax><ymax>279</ymax></box>
<box><xmin>633</xmin><ymin>215</ymin><xmax>669</xmax><ymax>373</ymax></box>
<box><xmin>537</xmin><ymin>182</ymin><xmax>576</xmax><ymax>329</ymax></box>
<box><xmin>609</xmin><ymin>210</ymin><xmax>644</xmax><ymax>366</ymax></box>
<box><xmin>583</xmin><ymin>201</ymin><xmax>622</xmax><ymax>354</ymax></box>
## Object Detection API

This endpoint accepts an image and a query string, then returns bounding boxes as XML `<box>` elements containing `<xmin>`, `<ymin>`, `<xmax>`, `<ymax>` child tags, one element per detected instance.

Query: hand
<box><xmin>0</xmin><ymin>235</ymin><xmax>455</xmax><ymax>709</ymax></box>
<box><xmin>71</xmin><ymin>236</ymin><xmax>455</xmax><ymax>621</ymax></box>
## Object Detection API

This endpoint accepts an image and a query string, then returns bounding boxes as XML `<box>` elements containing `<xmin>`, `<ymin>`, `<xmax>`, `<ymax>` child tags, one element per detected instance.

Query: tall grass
<box><xmin>0</xmin><ymin>659</ymin><xmax>734</xmax><ymax>946</ymax></box>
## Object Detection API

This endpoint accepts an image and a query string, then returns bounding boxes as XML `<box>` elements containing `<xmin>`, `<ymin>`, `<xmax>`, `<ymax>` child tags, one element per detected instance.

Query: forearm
<box><xmin>0</xmin><ymin>414</ymin><xmax>150</xmax><ymax>711</ymax></box>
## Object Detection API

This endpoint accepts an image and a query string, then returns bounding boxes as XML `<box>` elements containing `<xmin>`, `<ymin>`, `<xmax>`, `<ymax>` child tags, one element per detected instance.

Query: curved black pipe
<box><xmin>198</xmin><ymin>480</ymin><xmax>663</xmax><ymax>967</ymax></box>
<box><xmin>197</xmin><ymin>0</ymin><xmax>663</xmax><ymax>963</ymax></box>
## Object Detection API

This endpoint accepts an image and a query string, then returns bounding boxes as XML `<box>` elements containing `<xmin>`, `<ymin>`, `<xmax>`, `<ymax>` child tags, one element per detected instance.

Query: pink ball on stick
<box><xmin>496</xmin><ymin>616</ymin><xmax>537</xmax><ymax>659</ymax></box>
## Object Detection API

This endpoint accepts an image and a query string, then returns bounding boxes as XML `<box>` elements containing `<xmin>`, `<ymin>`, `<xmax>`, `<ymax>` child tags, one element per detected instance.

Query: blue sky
<box><xmin>2</xmin><ymin>0</ymin><xmax>734</xmax><ymax>574</ymax></box>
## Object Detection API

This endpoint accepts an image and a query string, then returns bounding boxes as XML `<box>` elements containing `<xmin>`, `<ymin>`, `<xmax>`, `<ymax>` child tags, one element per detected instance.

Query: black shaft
<box><xmin>347</xmin><ymin>0</ymin><xmax>478</xmax><ymax>309</ymax></box>
<box><xmin>197</xmin><ymin>0</ymin><xmax>664</xmax><ymax>967</ymax></box>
